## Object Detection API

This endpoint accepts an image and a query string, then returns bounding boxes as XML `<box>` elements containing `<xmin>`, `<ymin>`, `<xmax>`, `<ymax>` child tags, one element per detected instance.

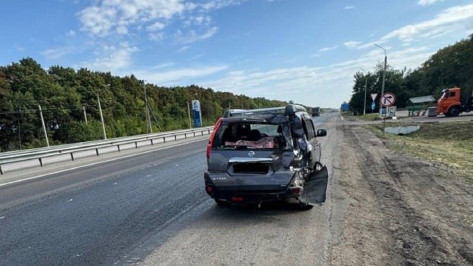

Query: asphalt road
<box><xmin>0</xmin><ymin>139</ymin><xmax>211</xmax><ymax>265</ymax></box>
<box><xmin>0</xmin><ymin>114</ymin><xmax>341</xmax><ymax>266</ymax></box>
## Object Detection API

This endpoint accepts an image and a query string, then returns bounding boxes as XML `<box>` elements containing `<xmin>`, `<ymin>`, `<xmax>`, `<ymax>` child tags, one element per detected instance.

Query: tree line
<box><xmin>349</xmin><ymin>34</ymin><xmax>473</xmax><ymax>114</ymax></box>
<box><xmin>0</xmin><ymin>58</ymin><xmax>285</xmax><ymax>151</ymax></box>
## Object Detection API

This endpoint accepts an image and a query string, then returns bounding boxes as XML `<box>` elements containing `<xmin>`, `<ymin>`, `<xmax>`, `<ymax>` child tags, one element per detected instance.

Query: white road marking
<box><xmin>0</xmin><ymin>138</ymin><xmax>205</xmax><ymax>188</ymax></box>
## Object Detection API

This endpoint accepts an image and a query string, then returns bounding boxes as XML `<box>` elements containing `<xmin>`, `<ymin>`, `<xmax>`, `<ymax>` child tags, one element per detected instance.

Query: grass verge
<box><xmin>366</xmin><ymin>121</ymin><xmax>473</xmax><ymax>179</ymax></box>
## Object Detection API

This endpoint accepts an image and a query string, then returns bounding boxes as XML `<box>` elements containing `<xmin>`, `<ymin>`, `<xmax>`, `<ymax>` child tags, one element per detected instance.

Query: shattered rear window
<box><xmin>215</xmin><ymin>122</ymin><xmax>289</xmax><ymax>150</ymax></box>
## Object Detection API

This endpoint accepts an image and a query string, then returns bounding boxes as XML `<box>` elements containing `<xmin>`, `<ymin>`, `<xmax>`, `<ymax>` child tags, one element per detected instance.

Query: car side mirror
<box><xmin>316</xmin><ymin>129</ymin><xmax>327</xmax><ymax>137</ymax></box>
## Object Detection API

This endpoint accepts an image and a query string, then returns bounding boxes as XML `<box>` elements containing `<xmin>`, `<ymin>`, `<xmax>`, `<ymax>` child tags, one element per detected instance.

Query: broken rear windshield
<box><xmin>214</xmin><ymin>122</ymin><xmax>290</xmax><ymax>150</ymax></box>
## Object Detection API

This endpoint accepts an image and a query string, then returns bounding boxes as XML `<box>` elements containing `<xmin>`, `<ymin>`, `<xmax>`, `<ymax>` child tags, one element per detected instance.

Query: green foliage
<box><xmin>349</xmin><ymin>36</ymin><xmax>473</xmax><ymax>114</ymax></box>
<box><xmin>0</xmin><ymin>58</ymin><xmax>285</xmax><ymax>151</ymax></box>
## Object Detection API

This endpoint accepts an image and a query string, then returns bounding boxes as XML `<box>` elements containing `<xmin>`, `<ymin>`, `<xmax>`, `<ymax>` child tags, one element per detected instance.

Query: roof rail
<box><xmin>223</xmin><ymin>104</ymin><xmax>306</xmax><ymax>118</ymax></box>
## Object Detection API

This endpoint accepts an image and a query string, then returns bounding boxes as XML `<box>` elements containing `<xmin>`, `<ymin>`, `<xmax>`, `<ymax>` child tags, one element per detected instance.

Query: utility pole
<box><xmin>360</xmin><ymin>68</ymin><xmax>368</xmax><ymax>116</ymax></box>
<box><xmin>363</xmin><ymin>75</ymin><xmax>368</xmax><ymax>115</ymax></box>
<box><xmin>38</xmin><ymin>105</ymin><xmax>49</xmax><ymax>147</ymax></box>
<box><xmin>187</xmin><ymin>99</ymin><xmax>192</xmax><ymax>129</ymax></box>
<box><xmin>17</xmin><ymin>105</ymin><xmax>22</xmax><ymax>149</ymax></box>
<box><xmin>375</xmin><ymin>44</ymin><xmax>387</xmax><ymax>119</ymax></box>
<box><xmin>97</xmin><ymin>94</ymin><xmax>107</xmax><ymax>140</ymax></box>
<box><xmin>144</xmin><ymin>84</ymin><xmax>152</xmax><ymax>133</ymax></box>
<box><xmin>83</xmin><ymin>106</ymin><xmax>88</xmax><ymax>124</ymax></box>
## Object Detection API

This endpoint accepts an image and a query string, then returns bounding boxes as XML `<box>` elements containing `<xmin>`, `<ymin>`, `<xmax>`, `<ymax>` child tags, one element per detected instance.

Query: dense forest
<box><xmin>0</xmin><ymin>58</ymin><xmax>285</xmax><ymax>151</ymax></box>
<box><xmin>349</xmin><ymin>35</ymin><xmax>473</xmax><ymax>114</ymax></box>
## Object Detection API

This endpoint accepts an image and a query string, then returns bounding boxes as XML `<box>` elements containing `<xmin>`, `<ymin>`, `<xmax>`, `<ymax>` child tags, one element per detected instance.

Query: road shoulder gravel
<box><xmin>331</xmin><ymin>125</ymin><xmax>473</xmax><ymax>265</ymax></box>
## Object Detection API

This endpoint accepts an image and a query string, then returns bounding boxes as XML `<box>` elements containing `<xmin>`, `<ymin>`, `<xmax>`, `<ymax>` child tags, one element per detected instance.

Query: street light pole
<box><xmin>38</xmin><ymin>105</ymin><xmax>49</xmax><ymax>147</ymax></box>
<box><xmin>83</xmin><ymin>106</ymin><xmax>88</xmax><ymax>124</ymax></box>
<box><xmin>360</xmin><ymin>68</ymin><xmax>368</xmax><ymax>115</ymax></box>
<box><xmin>144</xmin><ymin>84</ymin><xmax>152</xmax><ymax>133</ymax></box>
<box><xmin>97</xmin><ymin>94</ymin><xmax>107</xmax><ymax>140</ymax></box>
<box><xmin>375</xmin><ymin>44</ymin><xmax>387</xmax><ymax>118</ymax></box>
<box><xmin>187</xmin><ymin>98</ymin><xmax>192</xmax><ymax>129</ymax></box>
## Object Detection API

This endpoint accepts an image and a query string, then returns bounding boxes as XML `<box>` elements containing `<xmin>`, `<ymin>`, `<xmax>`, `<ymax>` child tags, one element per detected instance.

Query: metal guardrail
<box><xmin>0</xmin><ymin>127</ymin><xmax>213</xmax><ymax>175</ymax></box>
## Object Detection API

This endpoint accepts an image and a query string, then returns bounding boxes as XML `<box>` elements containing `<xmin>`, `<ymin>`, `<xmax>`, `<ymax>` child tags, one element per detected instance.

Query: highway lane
<box><xmin>0</xmin><ymin>114</ymin><xmax>344</xmax><ymax>266</ymax></box>
<box><xmin>0</xmin><ymin>140</ymin><xmax>210</xmax><ymax>265</ymax></box>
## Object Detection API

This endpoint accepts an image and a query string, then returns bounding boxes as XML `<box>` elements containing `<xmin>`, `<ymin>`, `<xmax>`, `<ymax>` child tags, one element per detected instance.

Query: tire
<box><xmin>448</xmin><ymin>106</ymin><xmax>460</xmax><ymax>117</ymax></box>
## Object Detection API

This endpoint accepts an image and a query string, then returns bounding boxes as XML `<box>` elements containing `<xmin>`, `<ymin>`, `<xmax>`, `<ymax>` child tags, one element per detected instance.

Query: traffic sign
<box><xmin>371</xmin><ymin>102</ymin><xmax>375</xmax><ymax>110</ymax></box>
<box><xmin>370</xmin><ymin>93</ymin><xmax>378</xmax><ymax>102</ymax></box>
<box><xmin>192</xmin><ymin>100</ymin><xmax>202</xmax><ymax>127</ymax></box>
<box><xmin>380</xmin><ymin>92</ymin><xmax>396</xmax><ymax>107</ymax></box>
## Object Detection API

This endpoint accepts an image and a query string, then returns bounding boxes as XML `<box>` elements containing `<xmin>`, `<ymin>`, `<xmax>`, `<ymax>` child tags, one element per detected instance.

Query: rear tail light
<box><xmin>231</xmin><ymin>196</ymin><xmax>244</xmax><ymax>203</ymax></box>
<box><xmin>290</xmin><ymin>186</ymin><xmax>302</xmax><ymax>195</ymax></box>
<box><xmin>206</xmin><ymin>118</ymin><xmax>223</xmax><ymax>159</ymax></box>
<box><xmin>205</xmin><ymin>185</ymin><xmax>214</xmax><ymax>194</ymax></box>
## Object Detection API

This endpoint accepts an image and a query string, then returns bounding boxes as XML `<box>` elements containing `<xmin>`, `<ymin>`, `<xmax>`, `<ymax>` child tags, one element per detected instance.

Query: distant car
<box><xmin>204</xmin><ymin>104</ymin><xmax>328</xmax><ymax>208</ymax></box>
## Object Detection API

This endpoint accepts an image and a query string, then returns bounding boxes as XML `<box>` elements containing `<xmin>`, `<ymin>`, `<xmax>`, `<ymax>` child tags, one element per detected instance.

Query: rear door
<box><xmin>207</xmin><ymin>121</ymin><xmax>295</xmax><ymax>188</ymax></box>
<box><xmin>304</xmin><ymin>166</ymin><xmax>329</xmax><ymax>203</ymax></box>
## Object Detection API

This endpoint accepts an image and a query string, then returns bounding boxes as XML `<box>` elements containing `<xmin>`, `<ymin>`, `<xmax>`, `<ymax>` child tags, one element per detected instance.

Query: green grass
<box><xmin>366</xmin><ymin>121</ymin><xmax>473</xmax><ymax>179</ymax></box>
<box><xmin>342</xmin><ymin>112</ymin><xmax>381</xmax><ymax>121</ymax></box>
<box><xmin>355</xmin><ymin>113</ymin><xmax>381</xmax><ymax>121</ymax></box>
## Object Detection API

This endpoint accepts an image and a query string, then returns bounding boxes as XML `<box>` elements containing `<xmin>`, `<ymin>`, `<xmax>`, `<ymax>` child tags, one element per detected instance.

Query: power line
<box><xmin>0</xmin><ymin>106</ymin><xmax>87</xmax><ymax>115</ymax></box>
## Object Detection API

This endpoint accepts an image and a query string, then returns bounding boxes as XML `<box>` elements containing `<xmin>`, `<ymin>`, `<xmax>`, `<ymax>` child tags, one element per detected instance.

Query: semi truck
<box><xmin>436</xmin><ymin>87</ymin><xmax>473</xmax><ymax>117</ymax></box>
<box><xmin>312</xmin><ymin>107</ymin><xmax>320</xmax><ymax>117</ymax></box>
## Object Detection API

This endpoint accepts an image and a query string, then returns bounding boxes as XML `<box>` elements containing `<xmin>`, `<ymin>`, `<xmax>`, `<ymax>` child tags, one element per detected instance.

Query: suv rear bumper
<box><xmin>204</xmin><ymin>172</ymin><xmax>296</xmax><ymax>205</ymax></box>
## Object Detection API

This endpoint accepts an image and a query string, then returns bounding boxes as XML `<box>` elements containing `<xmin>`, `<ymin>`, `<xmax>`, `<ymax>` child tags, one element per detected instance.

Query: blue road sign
<box><xmin>371</xmin><ymin>101</ymin><xmax>375</xmax><ymax>111</ymax></box>
<box><xmin>192</xmin><ymin>100</ymin><xmax>202</xmax><ymax>127</ymax></box>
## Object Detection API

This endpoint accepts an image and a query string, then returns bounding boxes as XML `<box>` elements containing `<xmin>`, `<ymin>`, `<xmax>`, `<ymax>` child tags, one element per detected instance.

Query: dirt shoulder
<box><xmin>331</xmin><ymin>125</ymin><xmax>473</xmax><ymax>265</ymax></box>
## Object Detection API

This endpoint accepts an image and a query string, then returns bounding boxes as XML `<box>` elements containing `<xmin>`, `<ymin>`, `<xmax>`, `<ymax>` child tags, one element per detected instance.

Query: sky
<box><xmin>1</xmin><ymin>0</ymin><xmax>473</xmax><ymax>108</ymax></box>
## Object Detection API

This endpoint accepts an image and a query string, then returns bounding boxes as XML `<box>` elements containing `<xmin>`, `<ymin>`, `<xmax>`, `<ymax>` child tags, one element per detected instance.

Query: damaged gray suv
<box><xmin>204</xmin><ymin>104</ymin><xmax>328</xmax><ymax>208</ymax></box>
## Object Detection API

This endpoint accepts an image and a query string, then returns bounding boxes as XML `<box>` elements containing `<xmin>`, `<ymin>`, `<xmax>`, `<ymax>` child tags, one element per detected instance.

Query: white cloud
<box><xmin>312</xmin><ymin>45</ymin><xmax>338</xmax><ymax>57</ymax></box>
<box><xmin>149</xmin><ymin>32</ymin><xmax>165</xmax><ymax>41</ymax></box>
<box><xmin>344</xmin><ymin>41</ymin><xmax>362</xmax><ymax>48</ymax></box>
<box><xmin>318</xmin><ymin>45</ymin><xmax>338</xmax><ymax>53</ymax></box>
<box><xmin>78</xmin><ymin>6</ymin><xmax>117</xmax><ymax>37</ymax></box>
<box><xmin>116</xmin><ymin>25</ymin><xmax>128</xmax><ymax>34</ymax></box>
<box><xmin>174</xmin><ymin>26</ymin><xmax>218</xmax><ymax>44</ymax></box>
<box><xmin>78</xmin><ymin>0</ymin><xmax>187</xmax><ymax>37</ymax></box>
<box><xmin>77</xmin><ymin>0</ymin><xmax>243</xmax><ymax>41</ymax></box>
<box><xmin>133</xmin><ymin>65</ymin><xmax>228</xmax><ymax>85</ymax></box>
<box><xmin>342</xmin><ymin>4</ymin><xmax>473</xmax><ymax>51</ymax></box>
<box><xmin>344</xmin><ymin>5</ymin><xmax>355</xmax><ymax>10</ymax></box>
<box><xmin>151</xmin><ymin>62</ymin><xmax>175</xmax><ymax>69</ymax></box>
<box><xmin>146</xmin><ymin>22</ymin><xmax>166</xmax><ymax>32</ymax></box>
<box><xmin>178</xmin><ymin>46</ymin><xmax>190</xmax><ymax>52</ymax></box>
<box><xmin>66</xmin><ymin>30</ymin><xmax>76</xmax><ymax>37</ymax></box>
<box><xmin>185</xmin><ymin>15</ymin><xmax>212</xmax><ymax>26</ymax></box>
<box><xmin>418</xmin><ymin>0</ymin><xmax>443</xmax><ymax>6</ymax></box>
<box><xmin>199</xmin><ymin>0</ymin><xmax>246</xmax><ymax>11</ymax></box>
<box><xmin>381</xmin><ymin>4</ymin><xmax>473</xmax><ymax>43</ymax></box>
<box><xmin>42</xmin><ymin>46</ymin><xmax>75</xmax><ymax>60</ymax></box>
<box><xmin>84</xmin><ymin>42</ymin><xmax>139</xmax><ymax>71</ymax></box>
<box><xmin>200</xmin><ymin>45</ymin><xmax>435</xmax><ymax>107</ymax></box>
